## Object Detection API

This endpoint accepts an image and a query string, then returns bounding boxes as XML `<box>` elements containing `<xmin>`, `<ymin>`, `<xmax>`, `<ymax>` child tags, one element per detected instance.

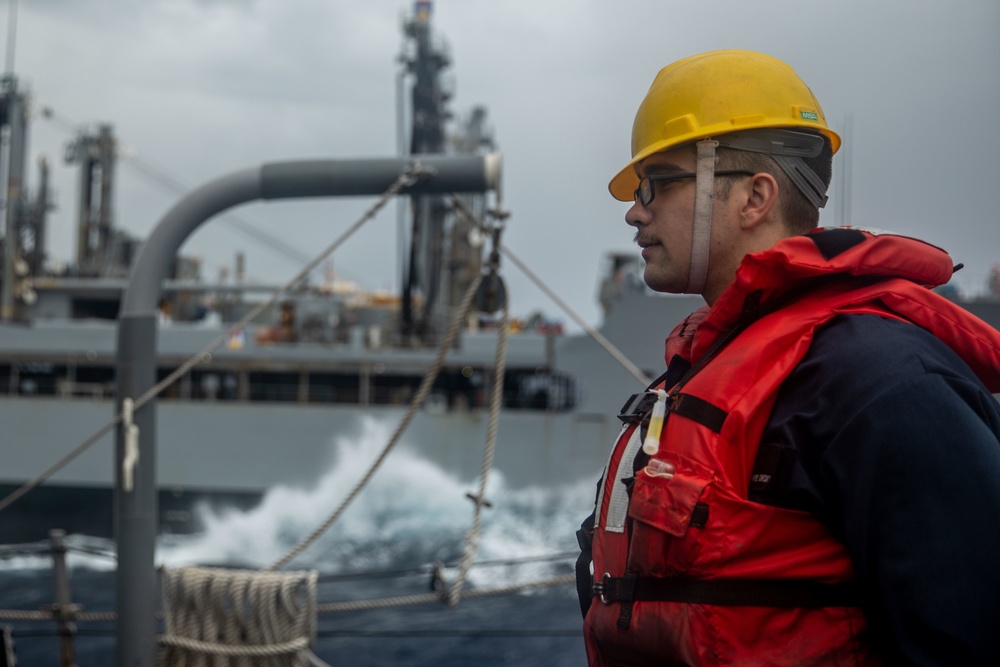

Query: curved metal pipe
<box><xmin>114</xmin><ymin>152</ymin><xmax>500</xmax><ymax>667</ymax></box>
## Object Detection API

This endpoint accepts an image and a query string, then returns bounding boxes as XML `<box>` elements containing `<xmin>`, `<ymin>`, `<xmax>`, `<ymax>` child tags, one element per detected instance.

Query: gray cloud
<box><xmin>8</xmin><ymin>0</ymin><xmax>1000</xmax><ymax>328</ymax></box>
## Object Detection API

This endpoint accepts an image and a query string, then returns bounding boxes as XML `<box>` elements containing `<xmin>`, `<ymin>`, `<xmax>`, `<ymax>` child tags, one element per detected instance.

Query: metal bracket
<box><xmin>122</xmin><ymin>398</ymin><xmax>140</xmax><ymax>492</ymax></box>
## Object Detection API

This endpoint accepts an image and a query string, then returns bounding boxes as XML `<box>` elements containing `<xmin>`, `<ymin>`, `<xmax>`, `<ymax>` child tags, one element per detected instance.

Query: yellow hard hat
<box><xmin>609</xmin><ymin>50</ymin><xmax>841</xmax><ymax>202</ymax></box>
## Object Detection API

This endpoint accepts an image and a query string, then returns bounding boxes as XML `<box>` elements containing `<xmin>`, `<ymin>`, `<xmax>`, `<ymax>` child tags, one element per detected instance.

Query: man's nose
<box><xmin>625</xmin><ymin>201</ymin><xmax>649</xmax><ymax>228</ymax></box>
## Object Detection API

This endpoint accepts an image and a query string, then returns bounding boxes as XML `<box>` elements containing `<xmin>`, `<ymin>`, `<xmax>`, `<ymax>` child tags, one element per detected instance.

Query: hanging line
<box><xmin>448</xmin><ymin>221</ymin><xmax>509</xmax><ymax>607</ymax></box>
<box><xmin>449</xmin><ymin>196</ymin><xmax>652</xmax><ymax>387</ymax></box>
<box><xmin>268</xmin><ymin>266</ymin><xmax>487</xmax><ymax>571</ymax></box>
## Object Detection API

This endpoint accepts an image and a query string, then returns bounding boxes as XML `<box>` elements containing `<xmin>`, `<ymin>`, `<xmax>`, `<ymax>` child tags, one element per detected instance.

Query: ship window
<box><xmin>157</xmin><ymin>368</ymin><xmax>181</xmax><ymax>399</ymax></box>
<box><xmin>71</xmin><ymin>297</ymin><xmax>120</xmax><ymax>320</ymax></box>
<box><xmin>370</xmin><ymin>374</ymin><xmax>423</xmax><ymax>406</ymax></box>
<box><xmin>15</xmin><ymin>363</ymin><xmax>60</xmax><ymax>396</ymax></box>
<box><xmin>66</xmin><ymin>365</ymin><xmax>116</xmax><ymax>398</ymax></box>
<box><xmin>0</xmin><ymin>363</ymin><xmax>114</xmax><ymax>399</ymax></box>
<box><xmin>307</xmin><ymin>372</ymin><xmax>361</xmax><ymax>404</ymax></box>
<box><xmin>503</xmin><ymin>369</ymin><xmax>577</xmax><ymax>411</ymax></box>
<box><xmin>189</xmin><ymin>370</ymin><xmax>239</xmax><ymax>401</ymax></box>
<box><xmin>248</xmin><ymin>372</ymin><xmax>301</xmax><ymax>402</ymax></box>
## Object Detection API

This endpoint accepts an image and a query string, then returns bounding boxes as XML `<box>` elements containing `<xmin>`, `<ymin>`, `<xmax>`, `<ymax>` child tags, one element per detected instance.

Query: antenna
<box><xmin>837</xmin><ymin>112</ymin><xmax>853</xmax><ymax>228</ymax></box>
<box><xmin>4</xmin><ymin>0</ymin><xmax>17</xmax><ymax>75</ymax></box>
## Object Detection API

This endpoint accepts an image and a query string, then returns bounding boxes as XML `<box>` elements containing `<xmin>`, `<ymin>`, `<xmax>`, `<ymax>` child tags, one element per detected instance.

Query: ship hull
<box><xmin>0</xmin><ymin>397</ymin><xmax>618</xmax><ymax>541</ymax></box>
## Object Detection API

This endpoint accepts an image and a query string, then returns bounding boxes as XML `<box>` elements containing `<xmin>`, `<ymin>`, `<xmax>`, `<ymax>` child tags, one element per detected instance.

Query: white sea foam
<box><xmin>2</xmin><ymin>415</ymin><xmax>597</xmax><ymax>588</ymax></box>
<box><xmin>157</xmin><ymin>416</ymin><xmax>596</xmax><ymax>585</ymax></box>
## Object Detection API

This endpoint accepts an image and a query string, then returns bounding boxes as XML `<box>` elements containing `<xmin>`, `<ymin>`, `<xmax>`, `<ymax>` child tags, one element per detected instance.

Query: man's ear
<box><xmin>739</xmin><ymin>172</ymin><xmax>780</xmax><ymax>230</ymax></box>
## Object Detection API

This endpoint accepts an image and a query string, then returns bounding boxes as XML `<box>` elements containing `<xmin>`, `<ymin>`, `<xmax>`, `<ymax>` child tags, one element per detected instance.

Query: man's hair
<box><xmin>715</xmin><ymin>137</ymin><xmax>833</xmax><ymax>234</ymax></box>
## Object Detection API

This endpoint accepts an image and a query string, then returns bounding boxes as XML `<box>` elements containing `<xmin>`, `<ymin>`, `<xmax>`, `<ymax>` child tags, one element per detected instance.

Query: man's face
<box><xmin>625</xmin><ymin>147</ymin><xmax>699</xmax><ymax>294</ymax></box>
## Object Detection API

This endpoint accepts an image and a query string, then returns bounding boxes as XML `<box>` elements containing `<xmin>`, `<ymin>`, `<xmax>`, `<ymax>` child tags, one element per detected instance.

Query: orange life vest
<box><xmin>583</xmin><ymin>229</ymin><xmax>1000</xmax><ymax>666</ymax></box>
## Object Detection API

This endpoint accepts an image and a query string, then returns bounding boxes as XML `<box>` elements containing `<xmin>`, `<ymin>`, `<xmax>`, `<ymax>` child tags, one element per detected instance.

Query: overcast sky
<box><xmin>7</xmin><ymin>0</ymin><xmax>1000</xmax><ymax>330</ymax></box>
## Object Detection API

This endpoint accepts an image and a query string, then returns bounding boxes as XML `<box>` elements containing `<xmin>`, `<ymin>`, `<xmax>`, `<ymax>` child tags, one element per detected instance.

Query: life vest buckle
<box><xmin>593</xmin><ymin>572</ymin><xmax>613</xmax><ymax>605</ymax></box>
<box><xmin>617</xmin><ymin>391</ymin><xmax>659</xmax><ymax>424</ymax></box>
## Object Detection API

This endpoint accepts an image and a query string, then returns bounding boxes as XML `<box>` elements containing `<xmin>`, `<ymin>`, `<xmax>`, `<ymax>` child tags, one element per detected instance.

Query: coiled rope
<box><xmin>158</xmin><ymin>565</ymin><xmax>327</xmax><ymax>667</ymax></box>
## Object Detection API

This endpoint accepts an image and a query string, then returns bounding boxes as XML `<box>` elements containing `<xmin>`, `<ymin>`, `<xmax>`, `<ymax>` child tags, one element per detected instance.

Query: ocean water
<box><xmin>0</xmin><ymin>420</ymin><xmax>593</xmax><ymax>665</ymax></box>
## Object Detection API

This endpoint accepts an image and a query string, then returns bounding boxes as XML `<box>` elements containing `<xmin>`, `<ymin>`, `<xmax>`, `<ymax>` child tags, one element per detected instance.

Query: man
<box><xmin>577</xmin><ymin>50</ymin><xmax>1000</xmax><ymax>666</ymax></box>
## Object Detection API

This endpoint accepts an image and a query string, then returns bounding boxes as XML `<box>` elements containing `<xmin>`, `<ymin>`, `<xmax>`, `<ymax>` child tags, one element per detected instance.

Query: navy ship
<box><xmin>1</xmin><ymin>2</ymin><xmax>997</xmax><ymax>548</ymax></box>
<box><xmin>0</xmin><ymin>2</ymin><xmax>709</xmax><ymax>544</ymax></box>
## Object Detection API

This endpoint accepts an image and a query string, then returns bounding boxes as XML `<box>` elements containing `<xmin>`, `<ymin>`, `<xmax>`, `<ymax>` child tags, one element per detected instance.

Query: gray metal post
<box><xmin>0</xmin><ymin>625</ymin><xmax>14</xmax><ymax>667</ymax></box>
<box><xmin>49</xmin><ymin>529</ymin><xmax>80</xmax><ymax>667</ymax></box>
<box><xmin>115</xmin><ymin>153</ymin><xmax>500</xmax><ymax>667</ymax></box>
<box><xmin>1</xmin><ymin>75</ymin><xmax>27</xmax><ymax>321</ymax></box>
<box><xmin>114</xmin><ymin>314</ymin><xmax>158</xmax><ymax>667</ymax></box>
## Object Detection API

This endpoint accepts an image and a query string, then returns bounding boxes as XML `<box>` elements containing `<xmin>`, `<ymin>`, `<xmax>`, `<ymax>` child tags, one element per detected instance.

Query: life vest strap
<box><xmin>669</xmin><ymin>393</ymin><xmax>728</xmax><ymax>433</ymax></box>
<box><xmin>617</xmin><ymin>391</ymin><xmax>728</xmax><ymax>434</ymax></box>
<box><xmin>594</xmin><ymin>574</ymin><xmax>861</xmax><ymax>609</ymax></box>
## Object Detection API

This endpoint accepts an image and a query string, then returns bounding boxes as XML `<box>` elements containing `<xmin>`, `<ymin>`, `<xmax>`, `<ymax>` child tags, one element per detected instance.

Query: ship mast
<box><xmin>65</xmin><ymin>123</ymin><xmax>127</xmax><ymax>277</ymax></box>
<box><xmin>398</xmin><ymin>0</ymin><xmax>493</xmax><ymax>343</ymax></box>
<box><xmin>0</xmin><ymin>0</ymin><xmax>49</xmax><ymax>321</ymax></box>
<box><xmin>400</xmin><ymin>0</ymin><xmax>450</xmax><ymax>341</ymax></box>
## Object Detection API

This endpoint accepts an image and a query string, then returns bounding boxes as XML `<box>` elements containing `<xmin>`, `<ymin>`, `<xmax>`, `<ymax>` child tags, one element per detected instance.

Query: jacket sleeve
<box><xmin>825</xmin><ymin>371</ymin><xmax>1000</xmax><ymax>664</ymax></box>
<box><xmin>762</xmin><ymin>314</ymin><xmax>1000</xmax><ymax>664</ymax></box>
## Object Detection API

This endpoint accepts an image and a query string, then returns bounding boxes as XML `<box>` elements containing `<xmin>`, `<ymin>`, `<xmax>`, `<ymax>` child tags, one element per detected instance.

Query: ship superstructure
<box><xmin>0</xmin><ymin>1</ymin><xmax>679</xmax><ymax>544</ymax></box>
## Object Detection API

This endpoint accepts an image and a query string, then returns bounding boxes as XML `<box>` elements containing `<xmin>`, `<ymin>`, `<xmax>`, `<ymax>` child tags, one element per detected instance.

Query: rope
<box><xmin>267</xmin><ymin>268</ymin><xmax>486</xmax><ymax>571</ymax></box>
<box><xmin>319</xmin><ymin>592</ymin><xmax>446</xmax><ymax>614</ymax></box>
<box><xmin>0</xmin><ymin>609</ymin><xmax>52</xmax><ymax>621</ymax></box>
<box><xmin>318</xmin><ymin>574</ymin><xmax>576</xmax><ymax>613</ymax></box>
<box><xmin>318</xmin><ymin>550</ymin><xmax>577</xmax><ymax>582</ymax></box>
<box><xmin>499</xmin><ymin>247</ymin><xmax>652</xmax><ymax>386</ymax></box>
<box><xmin>0</xmin><ymin>573</ymin><xmax>576</xmax><ymax>624</ymax></box>
<box><xmin>159</xmin><ymin>636</ymin><xmax>309</xmax><ymax>657</ymax></box>
<box><xmin>0</xmin><ymin>163</ymin><xmax>431</xmax><ymax>517</ymax></box>
<box><xmin>449</xmin><ymin>196</ymin><xmax>652</xmax><ymax>387</ymax></box>
<box><xmin>0</xmin><ymin>608</ymin><xmax>117</xmax><ymax>622</ymax></box>
<box><xmin>75</xmin><ymin>610</ymin><xmax>117</xmax><ymax>622</ymax></box>
<box><xmin>158</xmin><ymin>565</ymin><xmax>318</xmax><ymax>666</ymax></box>
<box><xmin>447</xmin><ymin>297</ymin><xmax>508</xmax><ymax>607</ymax></box>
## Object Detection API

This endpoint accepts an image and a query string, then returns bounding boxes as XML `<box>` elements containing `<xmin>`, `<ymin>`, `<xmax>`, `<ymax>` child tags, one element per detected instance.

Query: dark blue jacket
<box><xmin>755</xmin><ymin>314</ymin><xmax>1000</xmax><ymax>665</ymax></box>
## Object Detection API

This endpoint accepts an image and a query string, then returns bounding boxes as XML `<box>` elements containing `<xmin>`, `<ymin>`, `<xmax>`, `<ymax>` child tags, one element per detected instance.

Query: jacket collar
<box><xmin>691</xmin><ymin>228</ymin><xmax>956</xmax><ymax>359</ymax></box>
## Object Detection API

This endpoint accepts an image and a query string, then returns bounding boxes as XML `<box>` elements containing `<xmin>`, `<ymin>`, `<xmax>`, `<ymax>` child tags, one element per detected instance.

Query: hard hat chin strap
<box><xmin>686</xmin><ymin>140</ymin><xmax>718</xmax><ymax>295</ymax></box>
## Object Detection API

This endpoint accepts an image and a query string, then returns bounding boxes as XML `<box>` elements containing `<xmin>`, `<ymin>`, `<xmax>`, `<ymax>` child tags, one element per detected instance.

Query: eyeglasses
<box><xmin>634</xmin><ymin>170</ymin><xmax>756</xmax><ymax>207</ymax></box>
